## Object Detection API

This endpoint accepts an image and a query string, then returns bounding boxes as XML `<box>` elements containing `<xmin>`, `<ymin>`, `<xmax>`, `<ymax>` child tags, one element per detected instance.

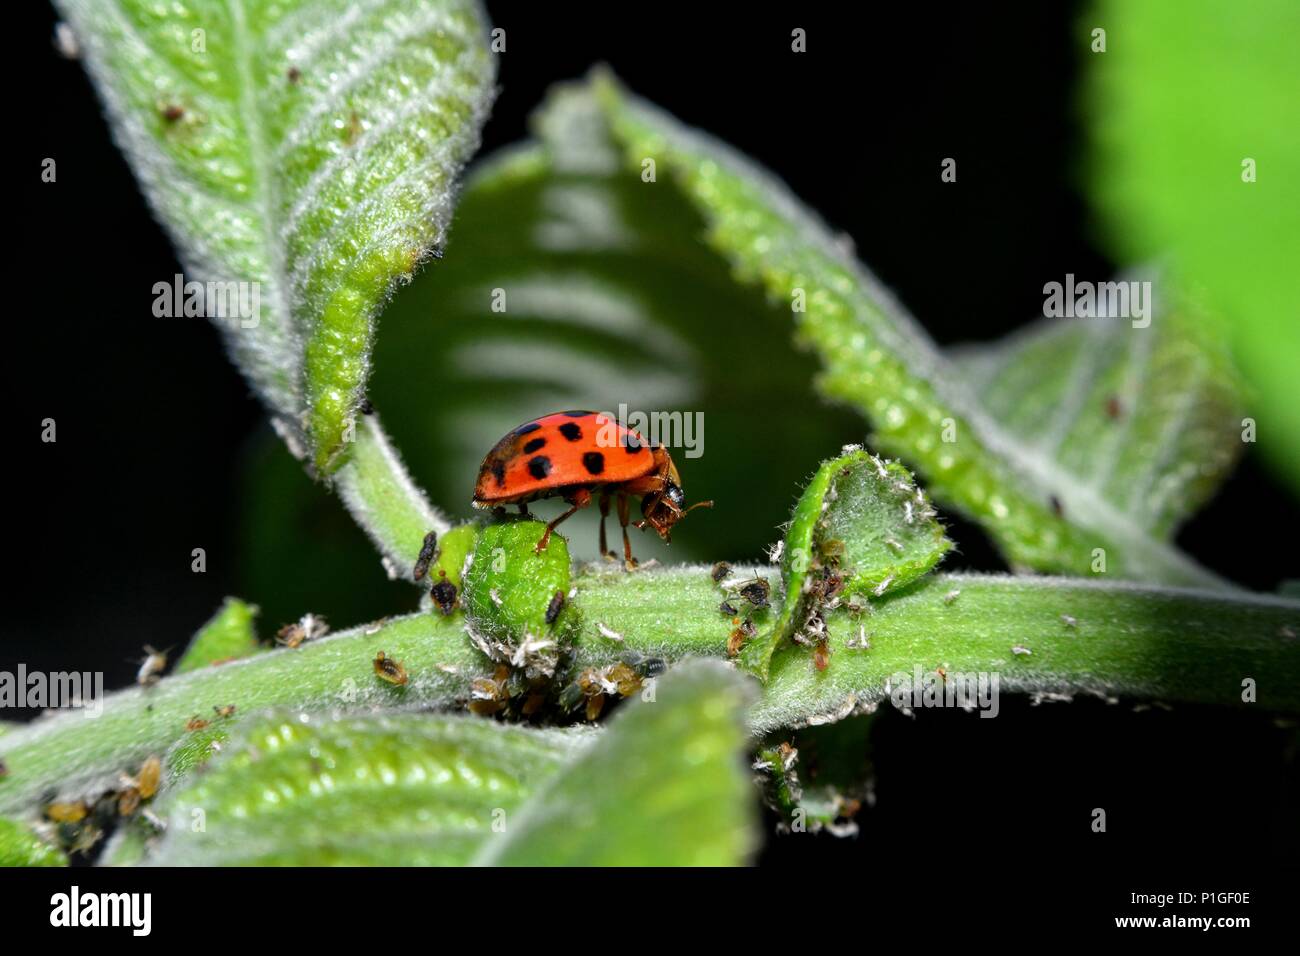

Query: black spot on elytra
<box><xmin>528</xmin><ymin>456</ymin><xmax>552</xmax><ymax>480</ymax></box>
<box><xmin>582</xmin><ymin>451</ymin><xmax>605</xmax><ymax>475</ymax></box>
<box><xmin>562</xmin><ymin>410</ymin><xmax>593</xmax><ymax>417</ymax></box>
<box><xmin>559</xmin><ymin>422</ymin><xmax>583</xmax><ymax>441</ymax></box>
<box><xmin>624</xmin><ymin>433</ymin><xmax>644</xmax><ymax>453</ymax></box>
<box><xmin>515</xmin><ymin>422</ymin><xmax>542</xmax><ymax>435</ymax></box>
<box><xmin>491</xmin><ymin>459</ymin><xmax>506</xmax><ymax>486</ymax></box>
<box><xmin>523</xmin><ymin>437</ymin><xmax>547</xmax><ymax>454</ymax></box>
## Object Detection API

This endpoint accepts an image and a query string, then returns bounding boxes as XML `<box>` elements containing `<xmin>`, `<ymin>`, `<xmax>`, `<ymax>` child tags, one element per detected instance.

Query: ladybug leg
<box><xmin>598</xmin><ymin>490</ymin><xmax>616</xmax><ymax>560</ymax></box>
<box><xmin>618</xmin><ymin>494</ymin><xmax>639</xmax><ymax>567</ymax></box>
<box><xmin>535</xmin><ymin>487</ymin><xmax>592</xmax><ymax>553</ymax></box>
<box><xmin>517</xmin><ymin>503</ymin><xmax>530</xmax><ymax>516</ymax></box>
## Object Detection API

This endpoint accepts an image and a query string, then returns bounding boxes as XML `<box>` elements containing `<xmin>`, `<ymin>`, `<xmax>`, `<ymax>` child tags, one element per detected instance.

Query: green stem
<box><xmin>332</xmin><ymin>413</ymin><xmax>450</xmax><ymax>583</ymax></box>
<box><xmin>4</xmin><ymin>566</ymin><xmax>1295</xmax><ymax>816</ymax></box>
<box><xmin>0</xmin><ymin>613</ymin><xmax>482</xmax><ymax>814</ymax></box>
<box><xmin>567</xmin><ymin>566</ymin><xmax>1299</xmax><ymax>732</ymax></box>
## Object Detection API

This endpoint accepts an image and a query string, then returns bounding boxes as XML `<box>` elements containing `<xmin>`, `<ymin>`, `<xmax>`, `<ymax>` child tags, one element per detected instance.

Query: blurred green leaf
<box><xmin>477</xmin><ymin>660</ymin><xmax>758</xmax><ymax>866</ymax></box>
<box><xmin>135</xmin><ymin>663</ymin><xmax>755</xmax><ymax>866</ymax></box>
<box><xmin>144</xmin><ymin>712</ymin><xmax>584</xmax><ymax>865</ymax></box>
<box><xmin>1085</xmin><ymin>0</ymin><xmax>1300</xmax><ymax>491</ymax></box>
<box><xmin>0</xmin><ymin>816</ymin><xmax>67</xmax><ymax>867</ymax></box>
<box><xmin>55</xmin><ymin>0</ymin><xmax>496</xmax><ymax>470</ymax></box>
<box><xmin>175</xmin><ymin>597</ymin><xmax>261</xmax><ymax>673</ymax></box>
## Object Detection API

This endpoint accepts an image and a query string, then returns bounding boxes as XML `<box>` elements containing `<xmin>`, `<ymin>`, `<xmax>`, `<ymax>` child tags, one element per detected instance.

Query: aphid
<box><xmin>137</xmin><ymin>645</ymin><xmax>168</xmax><ymax>686</ymax></box>
<box><xmin>287</xmin><ymin>66</ymin><xmax>302</xmax><ymax>83</ymax></box>
<box><xmin>820</xmin><ymin>572</ymin><xmax>845</xmax><ymax>602</ymax></box>
<box><xmin>711</xmin><ymin>561</ymin><xmax>732</xmax><ymax>583</ymax></box>
<box><xmin>1049</xmin><ymin>494</ymin><xmax>1064</xmax><ymax>518</ymax></box>
<box><xmin>606</xmin><ymin>662</ymin><xmax>642</xmax><ymax>697</ymax></box>
<box><xmin>737</xmin><ymin>576</ymin><xmax>771</xmax><ymax>609</ymax></box>
<box><xmin>213</xmin><ymin>704</ymin><xmax>236</xmax><ymax>719</ymax></box>
<box><xmin>813</xmin><ymin>640</ymin><xmax>831</xmax><ymax>672</ymax></box>
<box><xmin>943</xmin><ymin>589</ymin><xmax>961</xmax><ymax>605</ymax></box>
<box><xmin>372</xmin><ymin>651</ymin><xmax>409</xmax><ymax>686</ymax></box>
<box><xmin>412</xmin><ymin>530</ymin><xmax>438</xmax><ymax>581</ymax></box>
<box><xmin>430</xmin><ymin>571</ymin><xmax>458</xmax><ymax>615</ymax></box>
<box><xmin>1060</xmin><ymin>614</ymin><xmax>1078</xmax><ymax>629</ymax></box>
<box><xmin>277</xmin><ymin>613</ymin><xmax>328</xmax><ymax>648</ymax></box>
<box><xmin>137</xmin><ymin>756</ymin><xmax>161</xmax><ymax>800</ymax></box>
<box><xmin>161</xmin><ymin>104</ymin><xmax>185</xmax><ymax>122</ymax></box>
<box><xmin>521</xmin><ymin>692</ymin><xmax>546</xmax><ymax>716</ymax></box>
<box><xmin>185</xmin><ymin>715</ymin><xmax>210</xmax><ymax>732</ymax></box>
<box><xmin>45</xmin><ymin>801</ymin><xmax>88</xmax><ymax>824</ymax></box>
<box><xmin>117</xmin><ymin>788</ymin><xmax>141</xmax><ymax>817</ymax></box>
<box><xmin>626</xmin><ymin>652</ymin><xmax>667</xmax><ymax>679</ymax></box>
<box><xmin>469</xmin><ymin>665</ymin><xmax>510</xmax><ymax>716</ymax></box>
<box><xmin>344</xmin><ymin>110</ymin><xmax>362</xmax><ymax>145</ymax></box>
<box><xmin>53</xmin><ymin>22</ymin><xmax>80</xmax><ymax>60</ymax></box>
<box><xmin>719</xmin><ymin>600</ymin><xmax>739</xmax><ymax>616</ymax></box>
<box><xmin>819</xmin><ymin>538</ymin><xmax>846</xmax><ymax>563</ymax></box>
<box><xmin>276</xmin><ymin>623</ymin><xmax>305</xmax><ymax>648</ymax></box>
<box><xmin>471</xmin><ymin>412</ymin><xmax>712</xmax><ymax>566</ymax></box>
<box><xmin>545</xmin><ymin>589</ymin><xmax>565</xmax><ymax>625</ymax></box>
<box><xmin>845</xmin><ymin>626</ymin><xmax>871</xmax><ymax>650</ymax></box>
<box><xmin>727</xmin><ymin>617</ymin><xmax>757</xmax><ymax>657</ymax></box>
<box><xmin>1105</xmin><ymin>395</ymin><xmax>1123</xmax><ymax>420</ymax></box>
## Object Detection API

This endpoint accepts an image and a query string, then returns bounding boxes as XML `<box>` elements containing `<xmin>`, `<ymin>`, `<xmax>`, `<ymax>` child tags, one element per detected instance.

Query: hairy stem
<box><xmin>332</xmin><ymin>413</ymin><xmax>450</xmax><ymax>584</ymax></box>
<box><xmin>3</xmin><ymin>567</ymin><xmax>1295</xmax><ymax>815</ymax></box>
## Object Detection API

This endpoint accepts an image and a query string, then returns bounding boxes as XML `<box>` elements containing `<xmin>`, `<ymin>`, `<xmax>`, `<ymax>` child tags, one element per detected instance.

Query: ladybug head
<box><xmin>638</xmin><ymin>480</ymin><xmax>712</xmax><ymax>542</ymax></box>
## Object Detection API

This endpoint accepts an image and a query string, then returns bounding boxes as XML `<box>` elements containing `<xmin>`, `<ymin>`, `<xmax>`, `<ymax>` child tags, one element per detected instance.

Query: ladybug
<box><xmin>472</xmin><ymin>411</ymin><xmax>711</xmax><ymax>565</ymax></box>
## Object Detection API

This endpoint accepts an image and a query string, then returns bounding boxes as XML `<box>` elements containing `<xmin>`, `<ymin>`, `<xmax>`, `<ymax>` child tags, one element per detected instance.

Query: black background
<box><xmin>10</xmin><ymin>1</ymin><xmax>1298</xmax><ymax>869</ymax></box>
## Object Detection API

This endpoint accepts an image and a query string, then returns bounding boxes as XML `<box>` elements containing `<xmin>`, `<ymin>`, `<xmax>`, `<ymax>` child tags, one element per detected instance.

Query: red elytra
<box><xmin>472</xmin><ymin>411</ymin><xmax>711</xmax><ymax>565</ymax></box>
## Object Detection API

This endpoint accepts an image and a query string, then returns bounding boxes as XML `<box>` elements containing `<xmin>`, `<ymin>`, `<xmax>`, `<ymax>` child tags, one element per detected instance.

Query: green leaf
<box><xmin>55</xmin><ymin>0</ymin><xmax>497</xmax><ymax>471</ymax></box>
<box><xmin>0</xmin><ymin>816</ymin><xmax>68</xmax><ymax>867</ymax></box>
<box><xmin>740</xmin><ymin>448</ymin><xmax>950</xmax><ymax>677</ymax></box>
<box><xmin>951</xmin><ymin>282</ymin><xmax>1243</xmax><ymax>541</ymax></box>
<box><xmin>461</xmin><ymin>520</ymin><xmax>576</xmax><ymax>678</ymax></box>
<box><xmin>142</xmin><ymin>712</ymin><xmax>584</xmax><ymax>865</ymax></box>
<box><xmin>583</xmin><ymin>73</ymin><xmax>1239</xmax><ymax>588</ymax></box>
<box><xmin>175</xmin><ymin>597</ymin><xmax>261</xmax><ymax>674</ymax></box>
<box><xmin>476</xmin><ymin>660</ymin><xmax>758</xmax><ymax>866</ymax></box>
<box><xmin>1084</xmin><ymin>0</ymin><xmax>1300</xmax><ymax>492</ymax></box>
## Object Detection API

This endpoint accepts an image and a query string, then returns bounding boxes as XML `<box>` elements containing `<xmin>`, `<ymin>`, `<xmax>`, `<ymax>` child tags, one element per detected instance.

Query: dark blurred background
<box><xmin>12</xmin><ymin>2</ymin><xmax>1297</xmax><ymax>862</ymax></box>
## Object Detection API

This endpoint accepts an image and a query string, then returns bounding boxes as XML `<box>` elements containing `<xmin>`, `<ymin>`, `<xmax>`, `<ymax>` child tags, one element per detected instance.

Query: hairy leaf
<box><xmin>951</xmin><ymin>285</ymin><xmax>1242</xmax><ymax>541</ymax></box>
<box><xmin>740</xmin><ymin>448</ymin><xmax>950</xmax><ymax>677</ymax></box>
<box><xmin>476</xmin><ymin>660</ymin><xmax>758</xmax><ymax>866</ymax></box>
<box><xmin>584</xmin><ymin>73</ymin><xmax>1241</xmax><ymax>587</ymax></box>
<box><xmin>144</xmin><ymin>712</ymin><xmax>584</xmax><ymax>865</ymax></box>
<box><xmin>55</xmin><ymin>0</ymin><xmax>497</xmax><ymax>471</ymax></box>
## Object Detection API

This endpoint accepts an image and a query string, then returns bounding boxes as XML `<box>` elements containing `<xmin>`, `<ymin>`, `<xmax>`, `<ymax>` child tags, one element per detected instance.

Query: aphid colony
<box><xmin>707</xmin><ymin>562</ymin><xmax>774</xmax><ymax>659</ymax></box>
<box><xmin>38</xmin><ymin>755</ymin><xmax>163</xmax><ymax>859</ymax></box>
